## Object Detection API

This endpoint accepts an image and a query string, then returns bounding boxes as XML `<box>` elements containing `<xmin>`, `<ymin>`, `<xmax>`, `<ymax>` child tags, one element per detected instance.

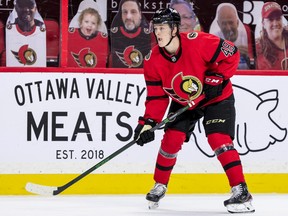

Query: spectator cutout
<box><xmin>68</xmin><ymin>0</ymin><xmax>108</xmax><ymax>68</ymax></box>
<box><xmin>170</xmin><ymin>0</ymin><xmax>201</xmax><ymax>32</ymax></box>
<box><xmin>209</xmin><ymin>3</ymin><xmax>251</xmax><ymax>69</ymax></box>
<box><xmin>6</xmin><ymin>0</ymin><xmax>46</xmax><ymax>67</ymax></box>
<box><xmin>255</xmin><ymin>2</ymin><xmax>288</xmax><ymax>70</ymax></box>
<box><xmin>109</xmin><ymin>0</ymin><xmax>155</xmax><ymax>68</ymax></box>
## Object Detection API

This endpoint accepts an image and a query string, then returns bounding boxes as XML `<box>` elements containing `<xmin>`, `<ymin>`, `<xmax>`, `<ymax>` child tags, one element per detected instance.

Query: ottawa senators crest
<box><xmin>71</xmin><ymin>48</ymin><xmax>97</xmax><ymax>67</ymax></box>
<box><xmin>163</xmin><ymin>72</ymin><xmax>202</xmax><ymax>103</ymax></box>
<box><xmin>11</xmin><ymin>44</ymin><xmax>37</xmax><ymax>65</ymax></box>
<box><xmin>115</xmin><ymin>45</ymin><xmax>143</xmax><ymax>68</ymax></box>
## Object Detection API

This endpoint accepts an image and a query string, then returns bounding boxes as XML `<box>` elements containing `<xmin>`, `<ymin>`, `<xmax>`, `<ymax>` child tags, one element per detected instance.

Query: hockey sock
<box><xmin>208</xmin><ymin>133</ymin><xmax>245</xmax><ymax>187</ymax></box>
<box><xmin>154</xmin><ymin>129</ymin><xmax>186</xmax><ymax>185</ymax></box>
<box><xmin>218</xmin><ymin>149</ymin><xmax>245</xmax><ymax>186</ymax></box>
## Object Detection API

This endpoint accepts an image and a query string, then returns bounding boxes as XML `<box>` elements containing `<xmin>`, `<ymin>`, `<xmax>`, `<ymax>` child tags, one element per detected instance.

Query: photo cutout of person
<box><xmin>6</xmin><ymin>0</ymin><xmax>46</xmax><ymax>67</ymax></box>
<box><xmin>170</xmin><ymin>0</ymin><xmax>201</xmax><ymax>32</ymax></box>
<box><xmin>68</xmin><ymin>0</ymin><xmax>108</xmax><ymax>68</ymax></box>
<box><xmin>209</xmin><ymin>3</ymin><xmax>251</xmax><ymax>69</ymax></box>
<box><xmin>255</xmin><ymin>2</ymin><xmax>288</xmax><ymax>70</ymax></box>
<box><xmin>109</xmin><ymin>0</ymin><xmax>155</xmax><ymax>68</ymax></box>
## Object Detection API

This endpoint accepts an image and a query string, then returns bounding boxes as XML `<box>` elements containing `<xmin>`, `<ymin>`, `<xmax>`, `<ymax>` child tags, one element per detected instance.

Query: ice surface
<box><xmin>0</xmin><ymin>194</ymin><xmax>286</xmax><ymax>216</ymax></box>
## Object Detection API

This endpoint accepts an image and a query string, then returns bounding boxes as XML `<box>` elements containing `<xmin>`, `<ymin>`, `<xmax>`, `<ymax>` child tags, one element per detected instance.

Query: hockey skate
<box><xmin>146</xmin><ymin>183</ymin><xmax>167</xmax><ymax>209</ymax></box>
<box><xmin>224</xmin><ymin>182</ymin><xmax>255</xmax><ymax>213</ymax></box>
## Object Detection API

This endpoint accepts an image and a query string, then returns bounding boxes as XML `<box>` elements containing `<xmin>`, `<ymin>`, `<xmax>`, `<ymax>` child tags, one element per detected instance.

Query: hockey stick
<box><xmin>25</xmin><ymin>97</ymin><xmax>202</xmax><ymax>196</ymax></box>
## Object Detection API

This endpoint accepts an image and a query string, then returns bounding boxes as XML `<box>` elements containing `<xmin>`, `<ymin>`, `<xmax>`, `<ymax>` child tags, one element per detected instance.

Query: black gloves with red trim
<box><xmin>134</xmin><ymin>117</ymin><xmax>157</xmax><ymax>146</ymax></box>
<box><xmin>203</xmin><ymin>71</ymin><xmax>224</xmax><ymax>100</ymax></box>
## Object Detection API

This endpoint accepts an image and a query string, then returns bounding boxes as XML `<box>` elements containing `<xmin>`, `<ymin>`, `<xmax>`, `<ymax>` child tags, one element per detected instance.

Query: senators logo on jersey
<box><xmin>71</xmin><ymin>48</ymin><xmax>97</xmax><ymax>68</ymax></box>
<box><xmin>11</xmin><ymin>44</ymin><xmax>37</xmax><ymax>65</ymax></box>
<box><xmin>164</xmin><ymin>72</ymin><xmax>202</xmax><ymax>103</ymax></box>
<box><xmin>115</xmin><ymin>45</ymin><xmax>143</xmax><ymax>68</ymax></box>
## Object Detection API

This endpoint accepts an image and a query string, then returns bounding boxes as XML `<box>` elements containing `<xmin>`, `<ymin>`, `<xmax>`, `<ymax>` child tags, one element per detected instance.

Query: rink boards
<box><xmin>0</xmin><ymin>72</ymin><xmax>288</xmax><ymax>194</ymax></box>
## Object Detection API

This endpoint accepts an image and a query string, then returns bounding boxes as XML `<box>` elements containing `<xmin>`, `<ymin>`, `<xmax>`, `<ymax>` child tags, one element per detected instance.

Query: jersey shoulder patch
<box><xmin>187</xmin><ymin>32</ymin><xmax>198</xmax><ymax>40</ymax></box>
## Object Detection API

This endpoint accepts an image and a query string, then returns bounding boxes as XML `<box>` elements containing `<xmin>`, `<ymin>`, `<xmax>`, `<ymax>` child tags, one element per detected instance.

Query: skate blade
<box><xmin>226</xmin><ymin>201</ymin><xmax>255</xmax><ymax>213</ymax></box>
<box><xmin>148</xmin><ymin>201</ymin><xmax>159</xmax><ymax>209</ymax></box>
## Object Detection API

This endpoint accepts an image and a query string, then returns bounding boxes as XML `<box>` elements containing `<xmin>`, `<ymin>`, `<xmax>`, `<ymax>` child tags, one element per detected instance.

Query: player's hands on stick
<box><xmin>134</xmin><ymin>117</ymin><xmax>156</xmax><ymax>146</ymax></box>
<box><xmin>203</xmin><ymin>71</ymin><xmax>224</xmax><ymax>100</ymax></box>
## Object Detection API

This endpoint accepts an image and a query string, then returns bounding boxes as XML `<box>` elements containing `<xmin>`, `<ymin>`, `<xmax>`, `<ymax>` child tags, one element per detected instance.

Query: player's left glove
<box><xmin>203</xmin><ymin>71</ymin><xmax>224</xmax><ymax>100</ymax></box>
<box><xmin>134</xmin><ymin>117</ymin><xmax>157</xmax><ymax>146</ymax></box>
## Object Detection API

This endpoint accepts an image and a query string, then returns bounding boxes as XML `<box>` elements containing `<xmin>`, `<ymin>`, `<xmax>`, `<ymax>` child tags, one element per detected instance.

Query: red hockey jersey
<box><xmin>143</xmin><ymin>31</ymin><xmax>240</xmax><ymax>123</ymax></box>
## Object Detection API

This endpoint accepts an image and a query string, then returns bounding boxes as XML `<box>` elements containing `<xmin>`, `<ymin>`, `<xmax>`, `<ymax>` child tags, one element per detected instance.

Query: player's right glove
<box><xmin>203</xmin><ymin>71</ymin><xmax>224</xmax><ymax>100</ymax></box>
<box><xmin>133</xmin><ymin>117</ymin><xmax>156</xmax><ymax>146</ymax></box>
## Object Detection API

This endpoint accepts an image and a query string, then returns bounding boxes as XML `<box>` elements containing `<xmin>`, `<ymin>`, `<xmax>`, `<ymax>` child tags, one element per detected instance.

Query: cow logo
<box><xmin>192</xmin><ymin>85</ymin><xmax>287</xmax><ymax>157</ymax></box>
<box><xmin>116</xmin><ymin>45</ymin><xmax>143</xmax><ymax>68</ymax></box>
<box><xmin>11</xmin><ymin>44</ymin><xmax>37</xmax><ymax>65</ymax></box>
<box><xmin>71</xmin><ymin>48</ymin><xmax>97</xmax><ymax>67</ymax></box>
<box><xmin>163</xmin><ymin>72</ymin><xmax>202</xmax><ymax>103</ymax></box>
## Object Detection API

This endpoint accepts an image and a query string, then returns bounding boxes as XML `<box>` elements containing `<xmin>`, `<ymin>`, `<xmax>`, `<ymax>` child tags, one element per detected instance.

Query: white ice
<box><xmin>0</xmin><ymin>194</ymin><xmax>287</xmax><ymax>216</ymax></box>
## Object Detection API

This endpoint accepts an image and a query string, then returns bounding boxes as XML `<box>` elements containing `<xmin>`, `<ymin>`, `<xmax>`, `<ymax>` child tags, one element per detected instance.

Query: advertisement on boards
<box><xmin>0</xmin><ymin>73</ymin><xmax>287</xmax><ymax>175</ymax></box>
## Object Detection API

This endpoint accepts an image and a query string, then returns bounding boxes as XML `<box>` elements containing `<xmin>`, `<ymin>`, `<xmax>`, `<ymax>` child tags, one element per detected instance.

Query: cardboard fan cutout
<box><xmin>6</xmin><ymin>0</ymin><xmax>46</xmax><ymax>67</ymax></box>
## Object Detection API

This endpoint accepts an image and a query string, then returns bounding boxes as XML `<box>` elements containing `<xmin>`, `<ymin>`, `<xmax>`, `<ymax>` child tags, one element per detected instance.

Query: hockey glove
<box><xmin>203</xmin><ymin>71</ymin><xmax>224</xmax><ymax>100</ymax></box>
<box><xmin>134</xmin><ymin>117</ymin><xmax>156</xmax><ymax>146</ymax></box>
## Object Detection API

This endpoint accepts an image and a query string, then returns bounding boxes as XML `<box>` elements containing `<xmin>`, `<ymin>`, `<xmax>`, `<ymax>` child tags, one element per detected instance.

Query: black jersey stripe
<box><xmin>210</xmin><ymin>38</ymin><xmax>224</xmax><ymax>63</ymax></box>
<box><xmin>146</xmin><ymin>80</ymin><xmax>162</xmax><ymax>86</ymax></box>
<box><xmin>147</xmin><ymin>95</ymin><xmax>169</xmax><ymax>101</ymax></box>
<box><xmin>210</xmin><ymin>38</ymin><xmax>238</xmax><ymax>63</ymax></box>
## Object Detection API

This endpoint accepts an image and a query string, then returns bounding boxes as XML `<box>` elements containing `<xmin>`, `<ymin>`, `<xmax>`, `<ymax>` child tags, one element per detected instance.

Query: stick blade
<box><xmin>25</xmin><ymin>182</ymin><xmax>58</xmax><ymax>196</ymax></box>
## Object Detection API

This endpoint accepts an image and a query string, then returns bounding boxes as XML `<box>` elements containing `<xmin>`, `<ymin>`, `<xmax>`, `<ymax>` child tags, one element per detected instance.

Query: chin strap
<box><xmin>165</xmin><ymin>34</ymin><xmax>176</xmax><ymax>47</ymax></box>
<box><xmin>165</xmin><ymin>24</ymin><xmax>179</xmax><ymax>47</ymax></box>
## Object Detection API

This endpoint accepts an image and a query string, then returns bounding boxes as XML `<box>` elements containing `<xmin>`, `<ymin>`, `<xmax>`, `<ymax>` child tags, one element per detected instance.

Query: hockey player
<box><xmin>133</xmin><ymin>8</ymin><xmax>255</xmax><ymax>213</ymax></box>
